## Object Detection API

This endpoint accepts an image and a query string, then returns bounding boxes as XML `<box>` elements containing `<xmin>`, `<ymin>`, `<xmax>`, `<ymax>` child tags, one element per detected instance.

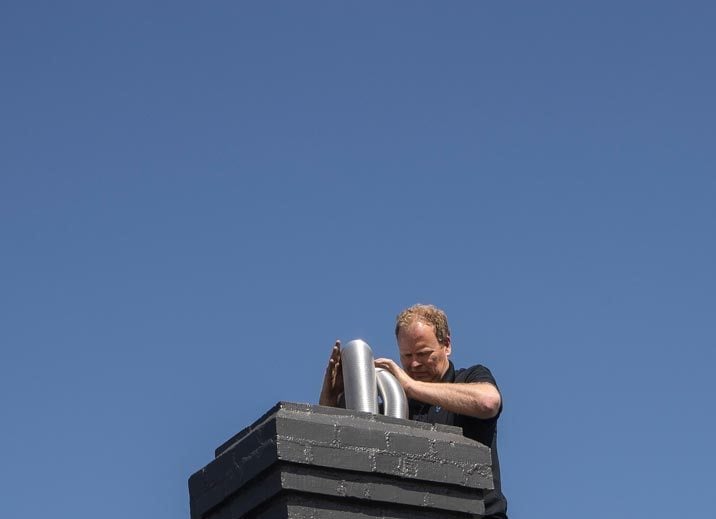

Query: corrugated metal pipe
<box><xmin>341</xmin><ymin>339</ymin><xmax>408</xmax><ymax>419</ymax></box>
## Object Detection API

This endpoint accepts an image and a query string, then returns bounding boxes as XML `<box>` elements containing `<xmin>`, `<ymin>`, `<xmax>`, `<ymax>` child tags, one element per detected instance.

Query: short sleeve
<box><xmin>454</xmin><ymin>364</ymin><xmax>502</xmax><ymax>420</ymax></box>
<box><xmin>456</xmin><ymin>364</ymin><xmax>499</xmax><ymax>389</ymax></box>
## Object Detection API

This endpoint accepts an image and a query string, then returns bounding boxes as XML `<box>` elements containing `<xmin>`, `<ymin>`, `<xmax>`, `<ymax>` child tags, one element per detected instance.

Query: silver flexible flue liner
<box><xmin>376</xmin><ymin>368</ymin><xmax>409</xmax><ymax>419</ymax></box>
<box><xmin>341</xmin><ymin>339</ymin><xmax>379</xmax><ymax>414</ymax></box>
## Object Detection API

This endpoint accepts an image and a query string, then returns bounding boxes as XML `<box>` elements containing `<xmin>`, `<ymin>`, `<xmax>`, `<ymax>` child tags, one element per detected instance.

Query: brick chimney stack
<box><xmin>189</xmin><ymin>402</ymin><xmax>493</xmax><ymax>518</ymax></box>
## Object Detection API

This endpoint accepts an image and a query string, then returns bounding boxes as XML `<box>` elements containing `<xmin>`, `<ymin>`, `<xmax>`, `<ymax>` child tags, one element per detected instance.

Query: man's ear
<box><xmin>444</xmin><ymin>336</ymin><xmax>451</xmax><ymax>356</ymax></box>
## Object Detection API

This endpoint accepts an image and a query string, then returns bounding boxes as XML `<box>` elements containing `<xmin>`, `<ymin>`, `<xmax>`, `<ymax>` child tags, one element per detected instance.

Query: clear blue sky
<box><xmin>2</xmin><ymin>2</ymin><xmax>714</xmax><ymax>518</ymax></box>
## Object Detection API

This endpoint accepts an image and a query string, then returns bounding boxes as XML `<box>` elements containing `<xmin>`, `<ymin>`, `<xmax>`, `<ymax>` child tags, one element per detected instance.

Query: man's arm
<box><xmin>374</xmin><ymin>358</ymin><xmax>501</xmax><ymax>419</ymax></box>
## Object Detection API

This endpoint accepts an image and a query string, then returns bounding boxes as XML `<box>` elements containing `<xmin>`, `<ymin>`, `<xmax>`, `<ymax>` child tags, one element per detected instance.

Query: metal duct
<box><xmin>376</xmin><ymin>368</ymin><xmax>408</xmax><ymax>419</ymax></box>
<box><xmin>341</xmin><ymin>339</ymin><xmax>408</xmax><ymax>419</ymax></box>
<box><xmin>341</xmin><ymin>339</ymin><xmax>378</xmax><ymax>414</ymax></box>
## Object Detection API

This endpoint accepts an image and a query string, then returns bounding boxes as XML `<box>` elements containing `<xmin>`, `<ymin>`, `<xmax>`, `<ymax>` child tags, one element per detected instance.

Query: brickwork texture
<box><xmin>188</xmin><ymin>402</ymin><xmax>493</xmax><ymax>518</ymax></box>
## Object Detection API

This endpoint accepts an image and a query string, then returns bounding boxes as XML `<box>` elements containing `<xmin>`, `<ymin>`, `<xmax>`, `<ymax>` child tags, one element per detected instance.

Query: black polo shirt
<box><xmin>408</xmin><ymin>361</ymin><xmax>508</xmax><ymax>519</ymax></box>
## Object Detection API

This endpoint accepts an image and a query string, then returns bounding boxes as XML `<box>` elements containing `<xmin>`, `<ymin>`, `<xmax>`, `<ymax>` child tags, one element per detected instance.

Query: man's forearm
<box><xmin>405</xmin><ymin>380</ymin><xmax>501</xmax><ymax>419</ymax></box>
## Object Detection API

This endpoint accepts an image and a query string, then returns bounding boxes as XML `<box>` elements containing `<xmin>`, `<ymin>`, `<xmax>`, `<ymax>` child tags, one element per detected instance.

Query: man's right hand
<box><xmin>319</xmin><ymin>340</ymin><xmax>344</xmax><ymax>407</ymax></box>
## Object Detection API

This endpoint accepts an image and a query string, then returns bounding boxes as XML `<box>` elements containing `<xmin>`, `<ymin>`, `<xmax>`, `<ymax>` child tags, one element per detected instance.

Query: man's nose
<box><xmin>410</xmin><ymin>359</ymin><xmax>421</xmax><ymax>369</ymax></box>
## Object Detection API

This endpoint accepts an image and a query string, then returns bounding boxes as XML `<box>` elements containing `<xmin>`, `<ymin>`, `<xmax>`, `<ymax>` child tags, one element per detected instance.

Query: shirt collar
<box><xmin>441</xmin><ymin>360</ymin><xmax>456</xmax><ymax>383</ymax></box>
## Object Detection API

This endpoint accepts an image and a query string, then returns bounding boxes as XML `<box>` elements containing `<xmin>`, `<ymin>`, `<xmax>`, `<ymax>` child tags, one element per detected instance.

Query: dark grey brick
<box><xmin>276</xmin><ymin>416</ymin><xmax>338</xmax><ymax>446</ymax></box>
<box><xmin>337</xmin><ymin>424</ymin><xmax>388</xmax><ymax>450</ymax></box>
<box><xmin>419</xmin><ymin>458</ymin><xmax>474</xmax><ymax>486</ymax></box>
<box><xmin>433</xmin><ymin>438</ymin><xmax>492</xmax><ymax>465</ymax></box>
<box><xmin>305</xmin><ymin>443</ymin><xmax>375</xmax><ymax>473</ymax></box>
<box><xmin>274</xmin><ymin>436</ymin><xmax>312</xmax><ymax>464</ymax></box>
<box><xmin>385</xmin><ymin>431</ymin><xmax>431</xmax><ymax>456</ymax></box>
<box><xmin>464</xmin><ymin>462</ymin><xmax>495</xmax><ymax>490</ymax></box>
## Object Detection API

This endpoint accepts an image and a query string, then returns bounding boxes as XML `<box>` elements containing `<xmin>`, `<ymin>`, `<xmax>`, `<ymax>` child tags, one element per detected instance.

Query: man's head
<box><xmin>394</xmin><ymin>304</ymin><xmax>452</xmax><ymax>382</ymax></box>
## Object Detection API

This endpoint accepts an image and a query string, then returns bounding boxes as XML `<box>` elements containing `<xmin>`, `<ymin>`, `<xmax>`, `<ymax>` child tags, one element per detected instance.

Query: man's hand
<box><xmin>319</xmin><ymin>340</ymin><xmax>344</xmax><ymax>407</ymax></box>
<box><xmin>374</xmin><ymin>357</ymin><xmax>414</xmax><ymax>394</ymax></box>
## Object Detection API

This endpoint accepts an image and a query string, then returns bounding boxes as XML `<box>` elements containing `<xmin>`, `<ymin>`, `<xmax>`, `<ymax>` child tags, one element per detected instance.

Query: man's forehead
<box><xmin>397</xmin><ymin>324</ymin><xmax>440</xmax><ymax>351</ymax></box>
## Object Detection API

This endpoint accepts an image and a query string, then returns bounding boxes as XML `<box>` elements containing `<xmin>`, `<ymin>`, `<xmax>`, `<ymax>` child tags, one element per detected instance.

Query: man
<box><xmin>320</xmin><ymin>304</ymin><xmax>509</xmax><ymax>519</ymax></box>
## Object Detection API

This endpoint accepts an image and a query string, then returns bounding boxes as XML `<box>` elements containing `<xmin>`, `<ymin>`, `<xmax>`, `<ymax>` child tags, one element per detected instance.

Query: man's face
<box><xmin>397</xmin><ymin>320</ymin><xmax>451</xmax><ymax>382</ymax></box>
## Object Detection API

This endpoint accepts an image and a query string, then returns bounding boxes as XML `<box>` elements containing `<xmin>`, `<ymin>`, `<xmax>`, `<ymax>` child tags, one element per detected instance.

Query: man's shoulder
<box><xmin>453</xmin><ymin>364</ymin><xmax>498</xmax><ymax>386</ymax></box>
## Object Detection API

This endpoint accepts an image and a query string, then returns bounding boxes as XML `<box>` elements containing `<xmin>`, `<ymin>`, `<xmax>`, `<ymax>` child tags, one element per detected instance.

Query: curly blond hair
<box><xmin>394</xmin><ymin>304</ymin><xmax>451</xmax><ymax>346</ymax></box>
